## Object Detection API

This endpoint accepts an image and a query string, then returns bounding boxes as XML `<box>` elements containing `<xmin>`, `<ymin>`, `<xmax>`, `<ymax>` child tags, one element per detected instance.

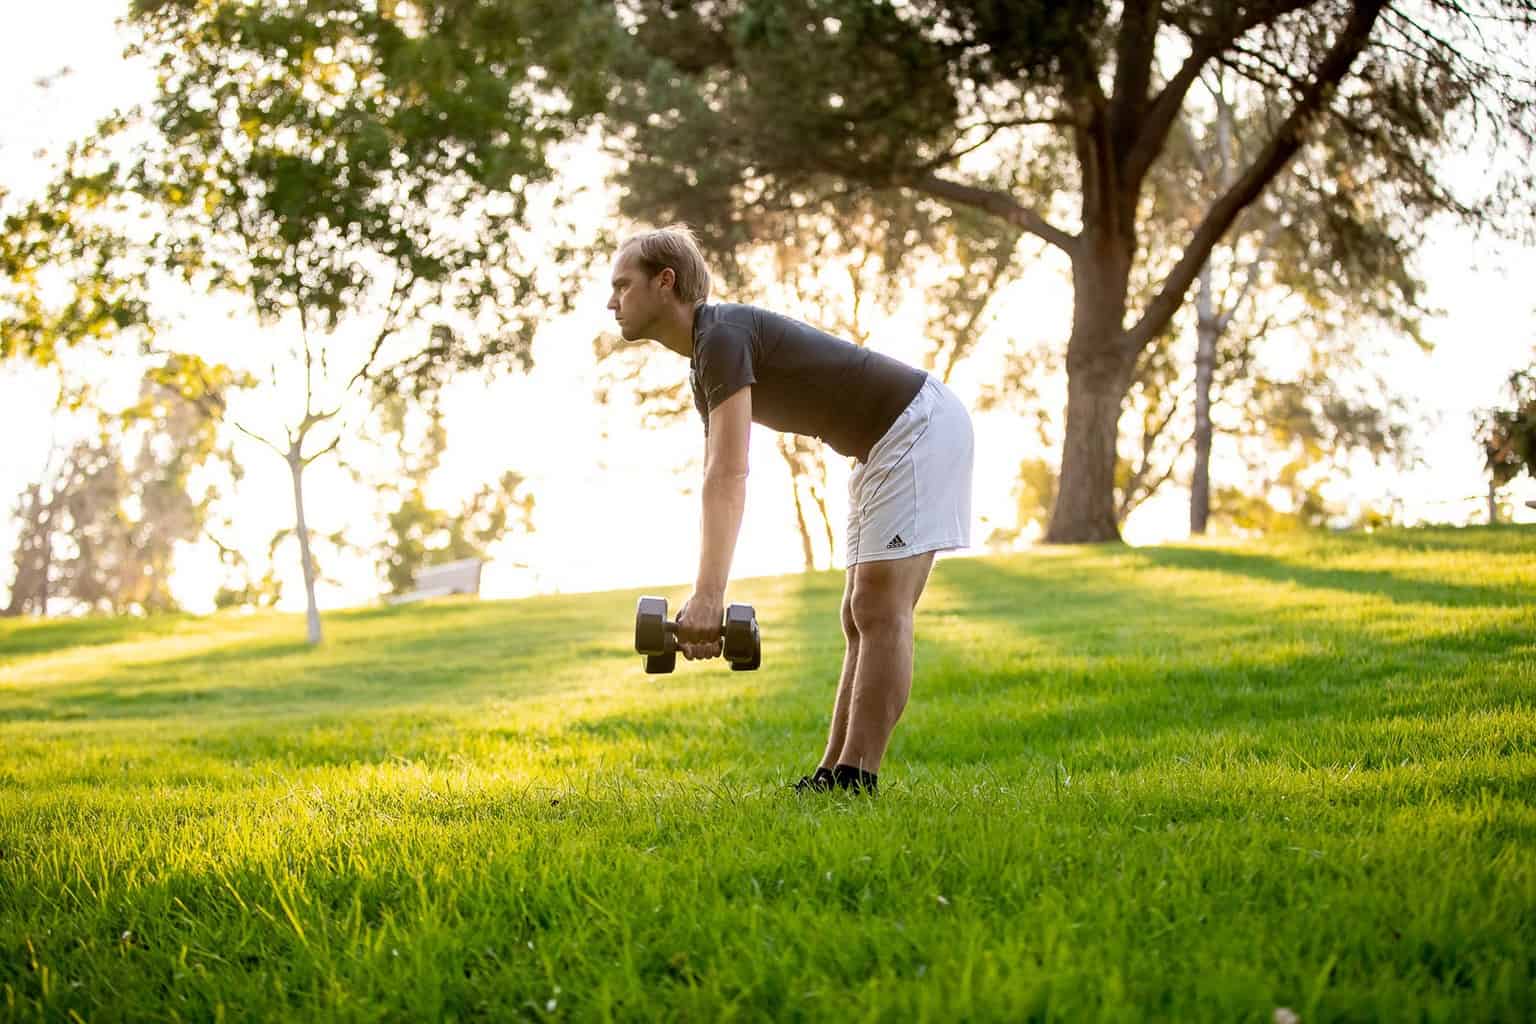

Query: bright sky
<box><xmin>2</xmin><ymin>1</ymin><xmax>1534</xmax><ymax>616</ymax></box>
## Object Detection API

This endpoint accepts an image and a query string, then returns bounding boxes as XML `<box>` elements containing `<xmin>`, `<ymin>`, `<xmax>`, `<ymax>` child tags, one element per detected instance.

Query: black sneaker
<box><xmin>792</xmin><ymin>766</ymin><xmax>836</xmax><ymax>793</ymax></box>
<box><xmin>832</xmin><ymin>763</ymin><xmax>878</xmax><ymax>796</ymax></box>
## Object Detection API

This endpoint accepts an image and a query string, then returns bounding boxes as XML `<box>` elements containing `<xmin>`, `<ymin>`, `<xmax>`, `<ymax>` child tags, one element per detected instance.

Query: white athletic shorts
<box><xmin>846</xmin><ymin>374</ymin><xmax>974</xmax><ymax>565</ymax></box>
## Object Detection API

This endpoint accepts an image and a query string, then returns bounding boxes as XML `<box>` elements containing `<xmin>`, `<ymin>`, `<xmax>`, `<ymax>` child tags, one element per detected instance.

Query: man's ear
<box><xmin>657</xmin><ymin>267</ymin><xmax>676</xmax><ymax>294</ymax></box>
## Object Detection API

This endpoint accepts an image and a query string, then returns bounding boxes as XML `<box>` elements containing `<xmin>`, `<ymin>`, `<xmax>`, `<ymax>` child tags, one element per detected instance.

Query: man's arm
<box><xmin>677</xmin><ymin>386</ymin><xmax>751</xmax><ymax>656</ymax></box>
<box><xmin>698</xmin><ymin>385</ymin><xmax>752</xmax><ymax>596</ymax></box>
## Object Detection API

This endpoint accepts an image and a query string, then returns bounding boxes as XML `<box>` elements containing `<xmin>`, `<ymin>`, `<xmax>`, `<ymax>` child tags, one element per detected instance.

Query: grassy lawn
<box><xmin>1</xmin><ymin>526</ymin><xmax>1533</xmax><ymax>1022</ymax></box>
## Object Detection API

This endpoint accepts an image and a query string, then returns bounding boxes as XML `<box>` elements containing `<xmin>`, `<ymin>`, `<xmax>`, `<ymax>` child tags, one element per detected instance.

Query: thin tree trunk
<box><xmin>812</xmin><ymin>484</ymin><xmax>836</xmax><ymax>567</ymax></box>
<box><xmin>39</xmin><ymin>511</ymin><xmax>52</xmax><ymax>618</ymax></box>
<box><xmin>778</xmin><ymin>438</ymin><xmax>817</xmax><ymax>572</ymax></box>
<box><xmin>1190</xmin><ymin>262</ymin><xmax>1219</xmax><ymax>535</ymax></box>
<box><xmin>288</xmin><ymin>447</ymin><xmax>323</xmax><ymax>645</ymax></box>
<box><xmin>1488</xmin><ymin>479</ymin><xmax>1499</xmax><ymax>525</ymax></box>
<box><xmin>791</xmin><ymin>484</ymin><xmax>815</xmax><ymax>572</ymax></box>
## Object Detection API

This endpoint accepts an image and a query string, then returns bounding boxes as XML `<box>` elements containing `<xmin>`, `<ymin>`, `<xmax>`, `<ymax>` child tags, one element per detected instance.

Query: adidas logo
<box><xmin>885</xmin><ymin>534</ymin><xmax>907</xmax><ymax>550</ymax></box>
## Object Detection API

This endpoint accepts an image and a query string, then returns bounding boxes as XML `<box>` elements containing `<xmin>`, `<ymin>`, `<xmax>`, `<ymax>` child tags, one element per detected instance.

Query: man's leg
<box><xmin>836</xmin><ymin>551</ymin><xmax>936</xmax><ymax>775</ymax></box>
<box><xmin>818</xmin><ymin>568</ymin><xmax>860</xmax><ymax>771</ymax></box>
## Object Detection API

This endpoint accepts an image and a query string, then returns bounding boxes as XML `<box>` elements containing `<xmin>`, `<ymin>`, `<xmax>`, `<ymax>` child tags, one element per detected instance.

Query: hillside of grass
<box><xmin>2</xmin><ymin>526</ymin><xmax>1533</xmax><ymax>1021</ymax></box>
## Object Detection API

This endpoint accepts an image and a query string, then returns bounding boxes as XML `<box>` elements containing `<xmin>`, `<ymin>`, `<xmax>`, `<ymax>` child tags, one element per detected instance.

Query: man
<box><xmin>607</xmin><ymin>225</ymin><xmax>974</xmax><ymax>795</ymax></box>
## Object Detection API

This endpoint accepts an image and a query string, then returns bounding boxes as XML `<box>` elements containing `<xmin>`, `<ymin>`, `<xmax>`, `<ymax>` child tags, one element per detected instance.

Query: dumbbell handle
<box><xmin>653</xmin><ymin>619</ymin><xmax>729</xmax><ymax>654</ymax></box>
<box><xmin>661</xmin><ymin>619</ymin><xmax>730</xmax><ymax>638</ymax></box>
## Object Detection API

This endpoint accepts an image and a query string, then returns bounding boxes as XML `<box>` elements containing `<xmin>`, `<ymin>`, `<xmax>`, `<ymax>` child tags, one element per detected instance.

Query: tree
<box><xmin>45</xmin><ymin>0</ymin><xmax>597</xmax><ymax>642</ymax></box>
<box><xmin>1477</xmin><ymin>363</ymin><xmax>1536</xmax><ymax>522</ymax></box>
<box><xmin>595</xmin><ymin>0</ymin><xmax>1536</xmax><ymax>541</ymax></box>
<box><xmin>373</xmin><ymin>393</ymin><xmax>535</xmax><ymax>596</ymax></box>
<box><xmin>2</xmin><ymin>355</ymin><xmax>244</xmax><ymax>616</ymax></box>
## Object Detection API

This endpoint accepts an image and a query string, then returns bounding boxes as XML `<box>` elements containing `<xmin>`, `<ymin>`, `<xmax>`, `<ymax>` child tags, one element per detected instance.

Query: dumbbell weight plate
<box><xmin>729</xmin><ymin>622</ymin><xmax>761</xmax><ymax>671</ymax></box>
<box><xmin>722</xmin><ymin>603</ymin><xmax>756</xmax><ymax>662</ymax></box>
<box><xmin>645</xmin><ymin>650</ymin><xmax>677</xmax><ymax>674</ymax></box>
<box><xmin>635</xmin><ymin>596</ymin><xmax>669</xmax><ymax>654</ymax></box>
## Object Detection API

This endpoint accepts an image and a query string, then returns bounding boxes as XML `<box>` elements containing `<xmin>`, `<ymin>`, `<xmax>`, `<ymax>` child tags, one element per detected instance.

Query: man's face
<box><xmin>607</xmin><ymin>246</ymin><xmax>668</xmax><ymax>342</ymax></box>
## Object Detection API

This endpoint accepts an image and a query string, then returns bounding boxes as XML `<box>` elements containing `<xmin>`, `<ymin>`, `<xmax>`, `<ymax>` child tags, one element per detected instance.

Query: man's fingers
<box><xmin>680</xmin><ymin>641</ymin><xmax>722</xmax><ymax>660</ymax></box>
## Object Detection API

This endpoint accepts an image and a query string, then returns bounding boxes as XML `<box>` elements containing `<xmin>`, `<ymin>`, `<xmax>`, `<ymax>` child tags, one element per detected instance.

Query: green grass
<box><xmin>1</xmin><ymin>526</ymin><xmax>1533</xmax><ymax>1022</ymax></box>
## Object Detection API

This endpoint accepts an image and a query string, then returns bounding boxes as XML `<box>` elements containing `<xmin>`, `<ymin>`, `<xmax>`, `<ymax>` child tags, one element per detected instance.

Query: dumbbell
<box><xmin>634</xmin><ymin>595</ymin><xmax>761</xmax><ymax>674</ymax></box>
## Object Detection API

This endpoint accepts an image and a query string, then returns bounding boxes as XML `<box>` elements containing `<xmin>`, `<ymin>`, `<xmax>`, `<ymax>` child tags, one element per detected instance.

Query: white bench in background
<box><xmin>387</xmin><ymin>558</ymin><xmax>485</xmax><ymax>605</ymax></box>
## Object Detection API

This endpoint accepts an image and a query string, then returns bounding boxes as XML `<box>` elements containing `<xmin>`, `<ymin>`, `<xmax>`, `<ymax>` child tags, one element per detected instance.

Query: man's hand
<box><xmin>676</xmin><ymin>591</ymin><xmax>724</xmax><ymax>660</ymax></box>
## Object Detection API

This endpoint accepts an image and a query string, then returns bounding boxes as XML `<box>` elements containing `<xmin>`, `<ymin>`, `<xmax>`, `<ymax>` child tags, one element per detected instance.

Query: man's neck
<box><xmin>654</xmin><ymin>302</ymin><xmax>700</xmax><ymax>359</ymax></box>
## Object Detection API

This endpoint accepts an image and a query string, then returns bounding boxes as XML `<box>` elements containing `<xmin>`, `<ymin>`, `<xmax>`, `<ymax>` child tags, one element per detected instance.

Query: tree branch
<box><xmin>296</xmin><ymin>405</ymin><xmax>341</xmax><ymax>439</ymax></box>
<box><xmin>302</xmin><ymin>433</ymin><xmax>342</xmax><ymax>468</ymax></box>
<box><xmin>1216</xmin><ymin>219</ymin><xmax>1284</xmax><ymax>331</ymax></box>
<box><xmin>1119</xmin><ymin>370</ymin><xmax>1184</xmax><ymax>521</ymax></box>
<box><xmin>1121</xmin><ymin>438</ymin><xmax>1189</xmax><ymax>521</ymax></box>
<box><xmin>349</xmin><ymin>266</ymin><xmax>414</xmax><ymax>392</ymax></box>
<box><xmin>914</xmin><ymin>172</ymin><xmax>1077</xmax><ymax>255</ymax></box>
<box><xmin>299</xmin><ymin>301</ymin><xmax>315</xmax><ymax>422</ymax></box>
<box><xmin>917</xmin><ymin>113</ymin><xmax>1076</xmax><ymax>176</ymax></box>
<box><xmin>233</xmin><ymin>420</ymin><xmax>285</xmax><ymax>457</ymax></box>
<box><xmin>1127</xmin><ymin>1</ymin><xmax>1320</xmax><ymax>197</ymax></box>
<box><xmin>1108</xmin><ymin>0</ymin><xmax>1160</xmax><ymax>159</ymax></box>
<box><xmin>1122</xmin><ymin>0</ymin><xmax>1387</xmax><ymax>356</ymax></box>
<box><xmin>1126</xmin><ymin>42</ymin><xmax>1220</xmax><ymax>190</ymax></box>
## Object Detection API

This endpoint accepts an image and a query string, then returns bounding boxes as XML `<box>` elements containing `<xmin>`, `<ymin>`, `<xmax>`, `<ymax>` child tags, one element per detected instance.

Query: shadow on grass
<box><xmin>1126</xmin><ymin>544</ymin><xmax>1531</xmax><ymax>608</ymax></box>
<box><xmin>901</xmin><ymin>555</ymin><xmax>1533</xmax><ymax>778</ymax></box>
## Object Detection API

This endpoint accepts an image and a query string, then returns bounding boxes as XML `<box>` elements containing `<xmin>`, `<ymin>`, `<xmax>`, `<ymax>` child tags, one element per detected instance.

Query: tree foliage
<box><xmin>0</xmin><ymin>144</ymin><xmax>156</xmax><ymax>365</ymax></box>
<box><xmin>120</xmin><ymin>0</ymin><xmax>599</xmax><ymax>393</ymax></box>
<box><xmin>593</xmin><ymin>0</ymin><xmax>1536</xmax><ymax>541</ymax></box>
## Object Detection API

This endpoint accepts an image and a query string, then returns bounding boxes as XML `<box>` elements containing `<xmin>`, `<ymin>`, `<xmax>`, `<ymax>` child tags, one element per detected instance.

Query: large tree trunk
<box><xmin>288</xmin><ymin>447</ymin><xmax>324</xmax><ymax>646</ymax></box>
<box><xmin>1190</xmin><ymin>262</ymin><xmax>1219</xmax><ymax>535</ymax></box>
<box><xmin>1049</xmin><ymin>358</ymin><xmax>1136</xmax><ymax>542</ymax></box>
<box><xmin>1047</xmin><ymin>235</ymin><xmax>1136</xmax><ymax>543</ymax></box>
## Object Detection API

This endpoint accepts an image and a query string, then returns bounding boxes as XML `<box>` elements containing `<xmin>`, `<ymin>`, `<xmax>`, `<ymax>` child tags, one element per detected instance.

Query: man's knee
<box><xmin>849</xmin><ymin>578</ymin><xmax>911</xmax><ymax>636</ymax></box>
<box><xmin>841</xmin><ymin>596</ymin><xmax>859</xmax><ymax>641</ymax></box>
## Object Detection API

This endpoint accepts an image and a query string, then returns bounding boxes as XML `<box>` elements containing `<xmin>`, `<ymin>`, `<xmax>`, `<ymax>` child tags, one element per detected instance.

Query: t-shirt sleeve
<box><xmin>694</xmin><ymin>323</ymin><xmax>756</xmax><ymax>416</ymax></box>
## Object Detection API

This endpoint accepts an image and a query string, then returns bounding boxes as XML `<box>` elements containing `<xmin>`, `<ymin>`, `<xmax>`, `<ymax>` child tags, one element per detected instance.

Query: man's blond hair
<box><xmin>621</xmin><ymin>225</ymin><xmax>711</xmax><ymax>305</ymax></box>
